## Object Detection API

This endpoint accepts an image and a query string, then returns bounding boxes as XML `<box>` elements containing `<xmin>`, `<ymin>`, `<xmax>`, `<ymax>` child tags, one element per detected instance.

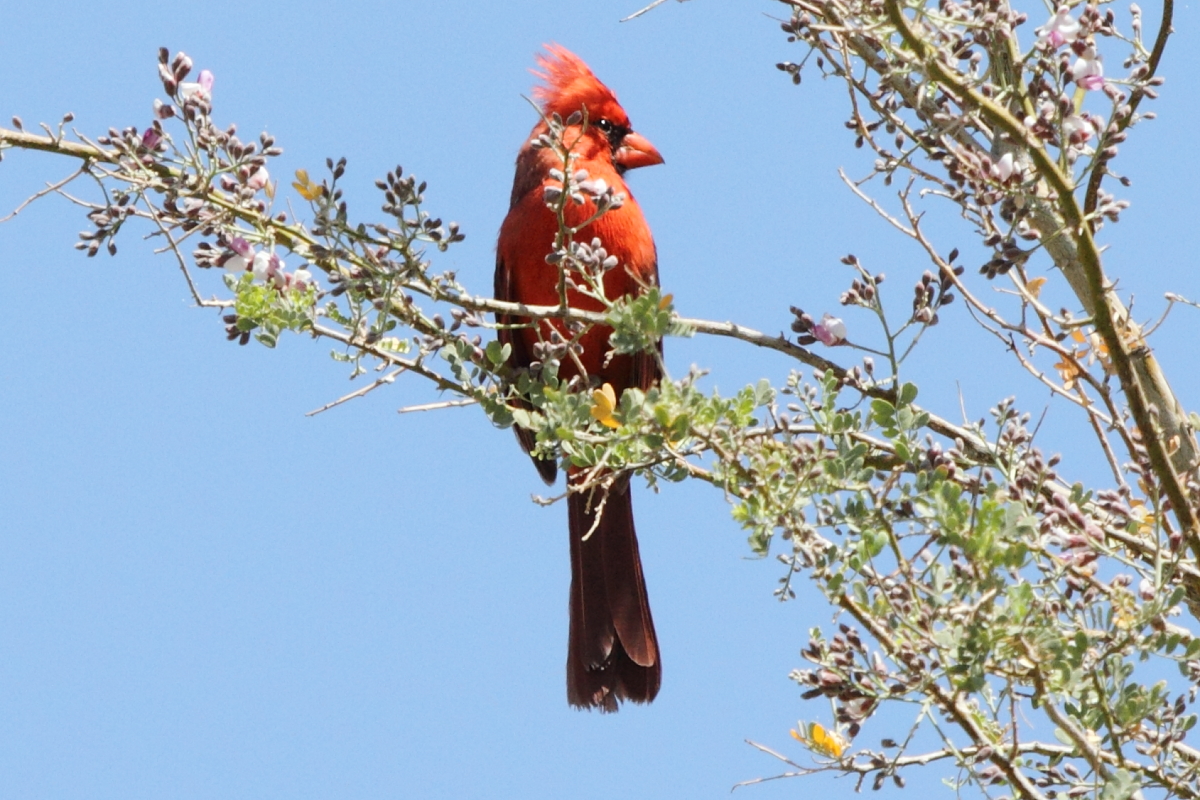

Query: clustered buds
<box><xmin>793</xmin><ymin>625</ymin><xmax>921</xmax><ymax>739</ymax></box>
<box><xmin>835</xmin><ymin>255</ymin><xmax>884</xmax><ymax>309</ymax></box>
<box><xmin>529</xmin><ymin>336</ymin><xmax>573</xmax><ymax>377</ymax></box>
<box><xmin>980</xmin><ymin>233</ymin><xmax>1028</xmax><ymax>278</ymax></box>
<box><xmin>155</xmin><ymin>47</ymin><xmax>214</xmax><ymax>123</ymax></box>
<box><xmin>546</xmin><ymin>236</ymin><xmax>620</xmax><ymax>278</ymax></box>
<box><xmin>371</xmin><ymin>163</ymin><xmax>462</xmax><ymax>252</ymax></box>
<box><xmin>543</xmin><ymin>166</ymin><xmax>626</xmax><ymax>214</ymax></box>
<box><xmin>911</xmin><ymin>266</ymin><xmax>959</xmax><ymax>324</ymax></box>
<box><xmin>74</xmin><ymin>192</ymin><xmax>134</xmax><ymax>257</ymax></box>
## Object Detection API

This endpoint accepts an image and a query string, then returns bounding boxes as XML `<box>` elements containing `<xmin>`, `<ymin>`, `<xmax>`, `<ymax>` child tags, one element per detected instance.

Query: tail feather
<box><xmin>599</xmin><ymin>484</ymin><xmax>657</xmax><ymax>668</ymax></box>
<box><xmin>566</xmin><ymin>478</ymin><xmax>660</xmax><ymax>711</ymax></box>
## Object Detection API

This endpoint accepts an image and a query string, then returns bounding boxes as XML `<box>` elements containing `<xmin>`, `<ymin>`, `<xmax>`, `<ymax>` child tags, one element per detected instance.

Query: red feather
<box><xmin>495</xmin><ymin>46</ymin><xmax>664</xmax><ymax>711</ymax></box>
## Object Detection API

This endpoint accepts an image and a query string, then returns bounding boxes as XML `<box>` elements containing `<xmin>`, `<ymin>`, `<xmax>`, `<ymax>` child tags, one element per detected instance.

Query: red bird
<box><xmin>495</xmin><ymin>46</ymin><xmax>665</xmax><ymax>711</ymax></box>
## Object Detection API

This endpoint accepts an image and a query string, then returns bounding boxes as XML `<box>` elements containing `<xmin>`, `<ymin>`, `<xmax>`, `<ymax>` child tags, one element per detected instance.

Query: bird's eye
<box><xmin>595</xmin><ymin>119</ymin><xmax>614</xmax><ymax>133</ymax></box>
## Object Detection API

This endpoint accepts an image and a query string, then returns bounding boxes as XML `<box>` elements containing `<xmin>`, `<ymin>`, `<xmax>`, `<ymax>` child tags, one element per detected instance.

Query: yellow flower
<box><xmin>292</xmin><ymin>169</ymin><xmax>324</xmax><ymax>201</ymax></box>
<box><xmin>658</xmin><ymin>292</ymin><xmax>674</xmax><ymax>310</ymax></box>
<box><xmin>1129</xmin><ymin>500</ymin><xmax>1155</xmax><ymax>536</ymax></box>
<box><xmin>790</xmin><ymin>721</ymin><xmax>847</xmax><ymax>759</ymax></box>
<box><xmin>1026</xmin><ymin>276</ymin><xmax>1047</xmax><ymax>299</ymax></box>
<box><xmin>1053</xmin><ymin>352</ymin><xmax>1083</xmax><ymax>391</ymax></box>
<box><xmin>590</xmin><ymin>383</ymin><xmax>620</xmax><ymax>429</ymax></box>
<box><xmin>1113</xmin><ymin>605</ymin><xmax>1137</xmax><ymax>630</ymax></box>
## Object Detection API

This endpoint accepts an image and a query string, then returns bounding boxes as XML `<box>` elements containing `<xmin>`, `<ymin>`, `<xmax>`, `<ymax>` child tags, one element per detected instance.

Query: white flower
<box><xmin>179</xmin><ymin>69</ymin><xmax>214</xmax><ymax>102</ymax></box>
<box><xmin>813</xmin><ymin>313</ymin><xmax>847</xmax><ymax>346</ymax></box>
<box><xmin>992</xmin><ymin>152</ymin><xmax>1017</xmax><ymax>182</ymax></box>
<box><xmin>1037</xmin><ymin>6</ymin><xmax>1081</xmax><ymax>48</ymax></box>
<box><xmin>225</xmin><ymin>237</ymin><xmax>253</xmax><ymax>273</ymax></box>
<box><xmin>292</xmin><ymin>267</ymin><xmax>317</xmax><ymax>290</ymax></box>
<box><xmin>1063</xmin><ymin>114</ymin><xmax>1095</xmax><ymax>145</ymax></box>
<box><xmin>1072</xmin><ymin>46</ymin><xmax>1105</xmax><ymax>91</ymax></box>
<box><xmin>252</xmin><ymin>250</ymin><xmax>277</xmax><ymax>281</ymax></box>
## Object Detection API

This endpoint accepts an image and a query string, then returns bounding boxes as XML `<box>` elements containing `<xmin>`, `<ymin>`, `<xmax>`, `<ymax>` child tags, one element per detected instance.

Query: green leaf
<box><xmin>510</xmin><ymin>408</ymin><xmax>537</xmax><ymax>431</ymax></box>
<box><xmin>1099</xmin><ymin>769</ymin><xmax>1138</xmax><ymax>800</ymax></box>
<box><xmin>869</xmin><ymin>398</ymin><xmax>895</xmax><ymax>427</ymax></box>
<box><xmin>485</xmin><ymin>340</ymin><xmax>511</xmax><ymax>366</ymax></box>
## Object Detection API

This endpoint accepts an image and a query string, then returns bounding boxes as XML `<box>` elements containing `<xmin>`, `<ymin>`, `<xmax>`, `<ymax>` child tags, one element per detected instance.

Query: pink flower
<box><xmin>292</xmin><ymin>267</ymin><xmax>315</xmax><ymax>290</ymax></box>
<box><xmin>1072</xmin><ymin>46</ymin><xmax>1105</xmax><ymax>91</ymax></box>
<box><xmin>1063</xmin><ymin>114</ymin><xmax>1096</xmax><ymax>146</ymax></box>
<box><xmin>246</xmin><ymin>166</ymin><xmax>270</xmax><ymax>192</ymax></box>
<box><xmin>224</xmin><ymin>237</ymin><xmax>254</xmax><ymax>274</ymax></box>
<box><xmin>1037</xmin><ymin>7</ymin><xmax>1081</xmax><ymax>48</ymax></box>
<box><xmin>812</xmin><ymin>313</ymin><xmax>847</xmax><ymax>346</ymax></box>
<box><xmin>179</xmin><ymin>69</ymin><xmax>214</xmax><ymax>103</ymax></box>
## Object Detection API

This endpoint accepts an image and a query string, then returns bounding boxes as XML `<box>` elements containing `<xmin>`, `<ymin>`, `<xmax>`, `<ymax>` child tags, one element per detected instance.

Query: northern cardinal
<box><xmin>494</xmin><ymin>46</ymin><xmax>665</xmax><ymax>711</ymax></box>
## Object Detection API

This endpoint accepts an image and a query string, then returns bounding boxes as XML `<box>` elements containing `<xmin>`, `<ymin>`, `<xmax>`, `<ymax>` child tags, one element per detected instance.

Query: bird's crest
<box><xmin>532</xmin><ymin>45</ymin><xmax>628</xmax><ymax>127</ymax></box>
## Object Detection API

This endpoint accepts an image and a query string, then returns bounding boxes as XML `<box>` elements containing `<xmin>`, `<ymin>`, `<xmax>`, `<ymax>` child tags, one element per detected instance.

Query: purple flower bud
<box><xmin>140</xmin><ymin>127</ymin><xmax>162</xmax><ymax>150</ymax></box>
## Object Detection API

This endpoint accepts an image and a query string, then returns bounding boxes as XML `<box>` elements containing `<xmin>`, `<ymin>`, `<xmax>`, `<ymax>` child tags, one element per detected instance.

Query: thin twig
<box><xmin>620</xmin><ymin>0</ymin><xmax>672</xmax><ymax>22</ymax></box>
<box><xmin>0</xmin><ymin>164</ymin><xmax>89</xmax><ymax>223</ymax></box>
<box><xmin>396</xmin><ymin>397</ymin><xmax>478</xmax><ymax>415</ymax></box>
<box><xmin>838</xmin><ymin>168</ymin><xmax>915</xmax><ymax>236</ymax></box>
<box><xmin>141</xmin><ymin>194</ymin><xmax>217</xmax><ymax>308</ymax></box>
<box><xmin>305</xmin><ymin>367</ymin><xmax>407</xmax><ymax>416</ymax></box>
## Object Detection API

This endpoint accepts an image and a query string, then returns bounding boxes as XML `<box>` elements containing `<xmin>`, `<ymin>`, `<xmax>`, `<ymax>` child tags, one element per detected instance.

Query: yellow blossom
<box><xmin>292</xmin><ymin>169</ymin><xmax>324</xmax><ymax>201</ymax></box>
<box><xmin>1129</xmin><ymin>500</ymin><xmax>1155</xmax><ymax>536</ymax></box>
<box><xmin>790</xmin><ymin>721</ymin><xmax>847</xmax><ymax>759</ymax></box>
<box><xmin>590</xmin><ymin>383</ymin><xmax>620</xmax><ymax>429</ymax></box>
<box><xmin>1053</xmin><ymin>352</ymin><xmax>1083</xmax><ymax>391</ymax></box>
<box><xmin>1113</xmin><ymin>604</ymin><xmax>1137</xmax><ymax>630</ymax></box>
<box><xmin>658</xmin><ymin>292</ymin><xmax>674</xmax><ymax>310</ymax></box>
<box><xmin>1026</xmin><ymin>276</ymin><xmax>1047</xmax><ymax>298</ymax></box>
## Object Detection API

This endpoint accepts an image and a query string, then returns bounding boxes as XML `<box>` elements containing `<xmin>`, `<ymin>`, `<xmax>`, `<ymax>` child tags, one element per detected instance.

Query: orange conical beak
<box><xmin>615</xmin><ymin>131</ymin><xmax>664</xmax><ymax>171</ymax></box>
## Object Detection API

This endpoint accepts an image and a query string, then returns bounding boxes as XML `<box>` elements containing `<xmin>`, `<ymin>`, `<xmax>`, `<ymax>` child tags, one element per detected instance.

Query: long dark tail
<box><xmin>566</xmin><ymin>477</ymin><xmax>660</xmax><ymax>711</ymax></box>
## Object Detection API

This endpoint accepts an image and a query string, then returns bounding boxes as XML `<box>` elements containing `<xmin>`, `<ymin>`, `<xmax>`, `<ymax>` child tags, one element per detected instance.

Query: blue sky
<box><xmin>2</xmin><ymin>1</ymin><xmax>1199</xmax><ymax>797</ymax></box>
